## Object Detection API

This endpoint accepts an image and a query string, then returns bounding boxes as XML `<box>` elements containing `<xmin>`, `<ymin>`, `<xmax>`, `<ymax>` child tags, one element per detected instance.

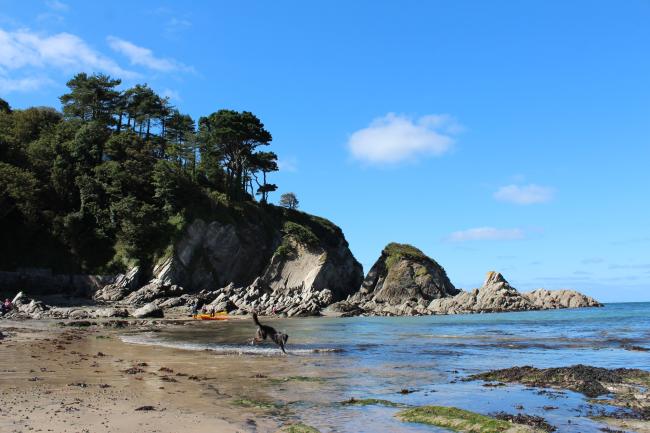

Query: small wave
<box><xmin>120</xmin><ymin>334</ymin><xmax>343</xmax><ymax>356</ymax></box>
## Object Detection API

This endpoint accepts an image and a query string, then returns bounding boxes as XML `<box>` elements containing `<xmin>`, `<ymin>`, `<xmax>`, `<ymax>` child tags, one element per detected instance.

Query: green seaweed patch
<box><xmin>396</xmin><ymin>406</ymin><xmax>545</xmax><ymax>433</ymax></box>
<box><xmin>625</xmin><ymin>374</ymin><xmax>650</xmax><ymax>388</ymax></box>
<box><xmin>269</xmin><ymin>376</ymin><xmax>325</xmax><ymax>384</ymax></box>
<box><xmin>278</xmin><ymin>423</ymin><xmax>321</xmax><ymax>433</ymax></box>
<box><xmin>341</xmin><ymin>397</ymin><xmax>405</xmax><ymax>408</ymax></box>
<box><xmin>231</xmin><ymin>397</ymin><xmax>284</xmax><ymax>410</ymax></box>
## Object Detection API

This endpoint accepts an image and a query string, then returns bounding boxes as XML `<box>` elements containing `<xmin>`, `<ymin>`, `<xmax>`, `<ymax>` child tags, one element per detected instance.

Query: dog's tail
<box><xmin>252</xmin><ymin>312</ymin><xmax>261</xmax><ymax>326</ymax></box>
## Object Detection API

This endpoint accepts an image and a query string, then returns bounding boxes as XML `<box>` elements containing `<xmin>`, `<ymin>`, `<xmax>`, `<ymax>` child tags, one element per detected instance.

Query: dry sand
<box><xmin>0</xmin><ymin>320</ymin><xmax>307</xmax><ymax>433</ymax></box>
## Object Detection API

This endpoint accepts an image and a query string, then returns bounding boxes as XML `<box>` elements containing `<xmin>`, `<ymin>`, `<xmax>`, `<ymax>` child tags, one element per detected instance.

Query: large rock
<box><xmin>427</xmin><ymin>272</ymin><xmax>602</xmax><ymax>315</ymax></box>
<box><xmin>122</xmin><ymin>281</ymin><xmax>184</xmax><ymax>306</ymax></box>
<box><xmin>133</xmin><ymin>302</ymin><xmax>164</xmax><ymax>318</ymax></box>
<box><xmin>523</xmin><ymin>289</ymin><xmax>602</xmax><ymax>309</ymax></box>
<box><xmin>331</xmin><ymin>266</ymin><xmax>602</xmax><ymax>317</ymax></box>
<box><xmin>361</xmin><ymin>243</ymin><xmax>458</xmax><ymax>305</ymax></box>
<box><xmin>93</xmin><ymin>267</ymin><xmax>141</xmax><ymax>301</ymax></box>
<box><xmin>428</xmin><ymin>272</ymin><xmax>533</xmax><ymax>314</ymax></box>
<box><xmin>331</xmin><ymin>243</ymin><xmax>457</xmax><ymax>314</ymax></box>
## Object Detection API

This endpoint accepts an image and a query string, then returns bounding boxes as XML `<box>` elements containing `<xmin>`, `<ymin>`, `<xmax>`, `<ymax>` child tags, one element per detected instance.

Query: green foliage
<box><xmin>0</xmin><ymin>162</ymin><xmax>40</xmax><ymax>220</ymax></box>
<box><xmin>275</xmin><ymin>241</ymin><xmax>296</xmax><ymax>258</ymax></box>
<box><xmin>384</xmin><ymin>242</ymin><xmax>429</xmax><ymax>269</ymax></box>
<box><xmin>0</xmin><ymin>98</ymin><xmax>10</xmax><ymax>114</ymax></box>
<box><xmin>198</xmin><ymin>109</ymin><xmax>274</xmax><ymax>200</ymax></box>
<box><xmin>0</xmin><ymin>73</ymin><xmax>283</xmax><ymax>274</ymax></box>
<box><xmin>60</xmin><ymin>73</ymin><xmax>121</xmax><ymax>123</ymax></box>
<box><xmin>279</xmin><ymin>192</ymin><xmax>299</xmax><ymax>209</ymax></box>
<box><xmin>282</xmin><ymin>221</ymin><xmax>319</xmax><ymax>246</ymax></box>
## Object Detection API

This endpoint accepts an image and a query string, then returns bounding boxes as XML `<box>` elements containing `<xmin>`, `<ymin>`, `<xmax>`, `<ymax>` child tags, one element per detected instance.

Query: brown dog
<box><xmin>251</xmin><ymin>312</ymin><xmax>288</xmax><ymax>354</ymax></box>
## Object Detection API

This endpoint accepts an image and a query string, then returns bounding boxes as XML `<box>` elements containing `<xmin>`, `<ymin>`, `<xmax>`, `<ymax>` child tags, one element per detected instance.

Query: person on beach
<box><xmin>191</xmin><ymin>300</ymin><xmax>199</xmax><ymax>317</ymax></box>
<box><xmin>1</xmin><ymin>298</ymin><xmax>12</xmax><ymax>315</ymax></box>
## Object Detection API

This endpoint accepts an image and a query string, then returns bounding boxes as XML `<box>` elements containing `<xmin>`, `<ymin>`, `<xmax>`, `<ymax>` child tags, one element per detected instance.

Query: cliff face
<box><xmin>94</xmin><ymin>207</ymin><xmax>364</xmax><ymax>310</ymax></box>
<box><xmin>151</xmin><ymin>219</ymin><xmax>276</xmax><ymax>290</ymax></box>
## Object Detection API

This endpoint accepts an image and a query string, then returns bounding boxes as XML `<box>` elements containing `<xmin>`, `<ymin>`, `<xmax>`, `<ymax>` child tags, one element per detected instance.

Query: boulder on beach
<box><xmin>133</xmin><ymin>302</ymin><xmax>164</xmax><ymax>318</ymax></box>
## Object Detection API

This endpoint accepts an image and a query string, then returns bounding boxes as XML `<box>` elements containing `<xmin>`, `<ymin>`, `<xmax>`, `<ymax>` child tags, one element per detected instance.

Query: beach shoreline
<box><xmin>0</xmin><ymin>319</ymin><xmax>293</xmax><ymax>433</ymax></box>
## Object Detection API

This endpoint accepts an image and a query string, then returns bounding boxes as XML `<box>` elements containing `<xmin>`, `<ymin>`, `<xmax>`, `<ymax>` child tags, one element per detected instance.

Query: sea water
<box><xmin>121</xmin><ymin>302</ymin><xmax>650</xmax><ymax>432</ymax></box>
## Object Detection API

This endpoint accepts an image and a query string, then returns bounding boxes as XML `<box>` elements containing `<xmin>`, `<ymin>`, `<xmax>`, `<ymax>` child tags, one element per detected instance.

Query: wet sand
<box><xmin>0</xmin><ymin>321</ymin><xmax>302</xmax><ymax>433</ymax></box>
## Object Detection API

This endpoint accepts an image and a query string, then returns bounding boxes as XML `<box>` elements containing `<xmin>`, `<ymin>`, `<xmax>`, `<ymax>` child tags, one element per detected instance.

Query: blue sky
<box><xmin>1</xmin><ymin>1</ymin><xmax>649</xmax><ymax>302</ymax></box>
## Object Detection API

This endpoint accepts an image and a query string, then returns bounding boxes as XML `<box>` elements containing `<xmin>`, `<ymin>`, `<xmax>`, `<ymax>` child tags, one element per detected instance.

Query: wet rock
<box><xmin>493</xmin><ymin>412</ymin><xmax>556</xmax><ymax>432</ymax></box>
<box><xmin>132</xmin><ymin>302</ymin><xmax>164</xmax><ymax>319</ymax></box>
<box><xmin>468</xmin><ymin>364</ymin><xmax>650</xmax><ymax>398</ymax></box>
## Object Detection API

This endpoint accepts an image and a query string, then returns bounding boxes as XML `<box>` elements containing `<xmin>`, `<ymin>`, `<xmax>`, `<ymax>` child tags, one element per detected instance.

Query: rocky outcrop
<box><xmin>330</xmin><ymin>264</ymin><xmax>602</xmax><ymax>317</ymax></box>
<box><xmin>329</xmin><ymin>243</ymin><xmax>458</xmax><ymax>316</ymax></box>
<box><xmin>523</xmin><ymin>289</ymin><xmax>601</xmax><ymax>309</ymax></box>
<box><xmin>427</xmin><ymin>272</ymin><xmax>602</xmax><ymax>315</ymax></box>
<box><xmin>361</xmin><ymin>243</ymin><xmax>458</xmax><ymax>304</ymax></box>
<box><xmin>122</xmin><ymin>281</ymin><xmax>184</xmax><ymax>306</ymax></box>
<box><xmin>93</xmin><ymin>267</ymin><xmax>142</xmax><ymax>301</ymax></box>
<box><xmin>427</xmin><ymin>272</ymin><xmax>535</xmax><ymax>314</ymax></box>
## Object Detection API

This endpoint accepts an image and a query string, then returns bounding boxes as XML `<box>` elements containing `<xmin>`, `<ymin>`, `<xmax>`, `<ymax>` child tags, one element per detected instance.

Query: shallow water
<box><xmin>122</xmin><ymin>302</ymin><xmax>650</xmax><ymax>432</ymax></box>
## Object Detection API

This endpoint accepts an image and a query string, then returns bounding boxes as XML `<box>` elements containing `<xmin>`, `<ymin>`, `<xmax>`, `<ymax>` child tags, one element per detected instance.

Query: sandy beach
<box><xmin>0</xmin><ymin>320</ymin><xmax>303</xmax><ymax>433</ymax></box>
<box><xmin>2</xmin><ymin>304</ymin><xmax>650</xmax><ymax>433</ymax></box>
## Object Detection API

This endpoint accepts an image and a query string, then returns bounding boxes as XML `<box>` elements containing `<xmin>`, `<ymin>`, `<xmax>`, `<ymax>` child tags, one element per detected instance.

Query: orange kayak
<box><xmin>194</xmin><ymin>313</ymin><xmax>228</xmax><ymax>321</ymax></box>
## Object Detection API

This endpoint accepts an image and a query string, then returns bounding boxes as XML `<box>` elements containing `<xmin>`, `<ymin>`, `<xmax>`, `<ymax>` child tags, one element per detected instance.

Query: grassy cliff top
<box><xmin>383</xmin><ymin>243</ymin><xmax>430</xmax><ymax>269</ymax></box>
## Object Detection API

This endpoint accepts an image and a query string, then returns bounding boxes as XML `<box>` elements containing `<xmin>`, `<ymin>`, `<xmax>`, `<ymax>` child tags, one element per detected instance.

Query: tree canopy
<box><xmin>0</xmin><ymin>72</ymin><xmax>283</xmax><ymax>274</ymax></box>
<box><xmin>279</xmin><ymin>192</ymin><xmax>299</xmax><ymax>210</ymax></box>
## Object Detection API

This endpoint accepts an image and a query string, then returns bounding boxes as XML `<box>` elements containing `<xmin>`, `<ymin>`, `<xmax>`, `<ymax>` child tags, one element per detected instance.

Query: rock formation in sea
<box><xmin>329</xmin><ymin>247</ymin><xmax>602</xmax><ymax>317</ymax></box>
<box><xmin>427</xmin><ymin>271</ymin><xmax>601</xmax><ymax>315</ymax></box>
<box><xmin>329</xmin><ymin>243</ymin><xmax>459</xmax><ymax>316</ymax></box>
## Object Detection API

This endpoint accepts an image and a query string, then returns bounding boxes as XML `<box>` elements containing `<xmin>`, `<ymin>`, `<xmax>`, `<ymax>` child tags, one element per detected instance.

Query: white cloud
<box><xmin>348</xmin><ymin>113</ymin><xmax>461</xmax><ymax>164</ymax></box>
<box><xmin>446</xmin><ymin>227</ymin><xmax>525</xmax><ymax>242</ymax></box>
<box><xmin>165</xmin><ymin>17</ymin><xmax>192</xmax><ymax>35</ymax></box>
<box><xmin>161</xmin><ymin>88</ymin><xmax>181</xmax><ymax>102</ymax></box>
<box><xmin>0</xmin><ymin>75</ymin><xmax>53</xmax><ymax>93</ymax></box>
<box><xmin>45</xmin><ymin>0</ymin><xmax>69</xmax><ymax>11</ymax></box>
<box><xmin>494</xmin><ymin>184</ymin><xmax>554</xmax><ymax>205</ymax></box>
<box><xmin>0</xmin><ymin>27</ymin><xmax>137</xmax><ymax>81</ymax></box>
<box><xmin>107</xmin><ymin>36</ymin><xmax>192</xmax><ymax>72</ymax></box>
<box><xmin>277</xmin><ymin>156</ymin><xmax>298</xmax><ymax>172</ymax></box>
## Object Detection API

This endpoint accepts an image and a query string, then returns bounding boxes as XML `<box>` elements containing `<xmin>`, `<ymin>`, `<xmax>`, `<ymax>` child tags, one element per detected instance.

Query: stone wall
<box><xmin>0</xmin><ymin>269</ymin><xmax>112</xmax><ymax>297</ymax></box>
